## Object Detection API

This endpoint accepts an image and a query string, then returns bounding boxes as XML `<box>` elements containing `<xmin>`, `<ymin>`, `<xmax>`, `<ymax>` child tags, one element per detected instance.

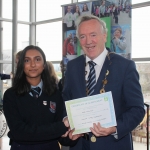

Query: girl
<box><xmin>3</xmin><ymin>45</ymin><xmax>78</xmax><ymax>150</ymax></box>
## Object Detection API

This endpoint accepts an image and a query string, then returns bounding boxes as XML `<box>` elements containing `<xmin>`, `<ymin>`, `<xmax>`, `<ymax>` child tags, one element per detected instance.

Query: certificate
<box><xmin>65</xmin><ymin>91</ymin><xmax>117</xmax><ymax>135</ymax></box>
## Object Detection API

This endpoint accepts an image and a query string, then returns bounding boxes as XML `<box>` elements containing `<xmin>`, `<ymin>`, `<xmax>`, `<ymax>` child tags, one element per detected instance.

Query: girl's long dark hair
<box><xmin>13</xmin><ymin>45</ymin><xmax>56</xmax><ymax>95</ymax></box>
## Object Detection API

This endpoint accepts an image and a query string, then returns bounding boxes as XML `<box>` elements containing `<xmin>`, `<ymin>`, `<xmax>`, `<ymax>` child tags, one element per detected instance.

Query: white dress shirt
<box><xmin>30</xmin><ymin>80</ymin><xmax>43</xmax><ymax>96</ymax></box>
<box><xmin>85</xmin><ymin>48</ymin><xmax>108</xmax><ymax>82</ymax></box>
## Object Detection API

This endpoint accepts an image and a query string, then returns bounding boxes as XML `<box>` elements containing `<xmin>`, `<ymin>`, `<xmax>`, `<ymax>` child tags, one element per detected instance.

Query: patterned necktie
<box><xmin>86</xmin><ymin>61</ymin><xmax>96</xmax><ymax>96</ymax></box>
<box><xmin>31</xmin><ymin>87</ymin><xmax>41</xmax><ymax>99</ymax></box>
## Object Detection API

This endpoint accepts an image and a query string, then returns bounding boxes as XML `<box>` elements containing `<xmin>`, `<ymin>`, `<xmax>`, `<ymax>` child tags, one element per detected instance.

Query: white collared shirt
<box><xmin>30</xmin><ymin>80</ymin><xmax>43</xmax><ymax>96</ymax></box>
<box><xmin>85</xmin><ymin>48</ymin><xmax>108</xmax><ymax>82</ymax></box>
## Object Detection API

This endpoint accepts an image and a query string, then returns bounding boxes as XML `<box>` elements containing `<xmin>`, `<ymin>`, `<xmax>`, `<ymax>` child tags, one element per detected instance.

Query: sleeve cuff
<box><xmin>111</xmin><ymin>129</ymin><xmax>118</xmax><ymax>139</ymax></box>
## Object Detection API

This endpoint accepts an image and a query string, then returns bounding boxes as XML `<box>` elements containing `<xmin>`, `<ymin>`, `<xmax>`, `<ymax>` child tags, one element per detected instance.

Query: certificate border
<box><xmin>65</xmin><ymin>91</ymin><xmax>117</xmax><ymax>134</ymax></box>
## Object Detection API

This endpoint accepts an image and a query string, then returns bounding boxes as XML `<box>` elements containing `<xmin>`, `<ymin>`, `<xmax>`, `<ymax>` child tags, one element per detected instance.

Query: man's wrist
<box><xmin>111</xmin><ymin>126</ymin><xmax>117</xmax><ymax>134</ymax></box>
<box><xmin>111</xmin><ymin>127</ymin><xmax>118</xmax><ymax>139</ymax></box>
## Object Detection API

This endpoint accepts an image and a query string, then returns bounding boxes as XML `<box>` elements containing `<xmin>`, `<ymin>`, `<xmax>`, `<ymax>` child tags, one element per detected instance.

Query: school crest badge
<box><xmin>49</xmin><ymin>101</ymin><xmax>56</xmax><ymax>113</ymax></box>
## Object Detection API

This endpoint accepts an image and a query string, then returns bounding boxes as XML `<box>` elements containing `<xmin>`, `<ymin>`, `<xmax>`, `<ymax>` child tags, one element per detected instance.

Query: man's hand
<box><xmin>90</xmin><ymin>122</ymin><xmax>116</xmax><ymax>137</ymax></box>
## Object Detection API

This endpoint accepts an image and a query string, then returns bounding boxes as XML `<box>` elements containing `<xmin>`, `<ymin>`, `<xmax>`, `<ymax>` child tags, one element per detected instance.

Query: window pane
<box><xmin>132</xmin><ymin>6</ymin><xmax>150</xmax><ymax>58</ymax></box>
<box><xmin>36</xmin><ymin>0</ymin><xmax>71</xmax><ymax>21</ymax></box>
<box><xmin>78</xmin><ymin>0</ymin><xmax>91</xmax><ymax>2</ymax></box>
<box><xmin>53</xmin><ymin>63</ymin><xmax>62</xmax><ymax>79</ymax></box>
<box><xmin>132</xmin><ymin>0</ymin><xmax>150</xmax><ymax>4</ymax></box>
<box><xmin>3</xmin><ymin>22</ymin><xmax>12</xmax><ymax>60</ymax></box>
<box><xmin>18</xmin><ymin>0</ymin><xmax>30</xmax><ymax>22</ymax></box>
<box><xmin>2</xmin><ymin>0</ymin><xmax>12</xmax><ymax>19</ymax></box>
<box><xmin>2</xmin><ymin>64</ymin><xmax>12</xmax><ymax>94</ymax></box>
<box><xmin>18</xmin><ymin>24</ymin><xmax>29</xmax><ymax>50</ymax></box>
<box><xmin>132</xmin><ymin>62</ymin><xmax>150</xmax><ymax>149</ymax></box>
<box><xmin>136</xmin><ymin>62</ymin><xmax>150</xmax><ymax>103</ymax></box>
<box><xmin>36</xmin><ymin>21</ymin><xmax>62</xmax><ymax>61</ymax></box>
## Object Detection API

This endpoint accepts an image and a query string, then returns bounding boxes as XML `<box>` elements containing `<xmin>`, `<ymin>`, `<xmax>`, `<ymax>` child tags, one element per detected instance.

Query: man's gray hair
<box><xmin>75</xmin><ymin>15</ymin><xmax>108</xmax><ymax>38</ymax></box>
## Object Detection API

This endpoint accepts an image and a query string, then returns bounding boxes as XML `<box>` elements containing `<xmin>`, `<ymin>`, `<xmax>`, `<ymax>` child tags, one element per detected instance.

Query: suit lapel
<box><xmin>78</xmin><ymin>55</ymin><xmax>87</xmax><ymax>97</ymax></box>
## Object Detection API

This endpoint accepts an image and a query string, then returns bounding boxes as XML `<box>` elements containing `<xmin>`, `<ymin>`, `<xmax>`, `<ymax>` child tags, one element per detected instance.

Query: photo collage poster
<box><xmin>62</xmin><ymin>0</ymin><xmax>131</xmax><ymax>66</ymax></box>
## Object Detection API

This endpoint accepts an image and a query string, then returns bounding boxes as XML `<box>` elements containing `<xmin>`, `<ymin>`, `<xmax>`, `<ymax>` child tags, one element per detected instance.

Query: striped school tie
<box><xmin>31</xmin><ymin>87</ymin><xmax>41</xmax><ymax>99</ymax></box>
<box><xmin>86</xmin><ymin>61</ymin><xmax>96</xmax><ymax>96</ymax></box>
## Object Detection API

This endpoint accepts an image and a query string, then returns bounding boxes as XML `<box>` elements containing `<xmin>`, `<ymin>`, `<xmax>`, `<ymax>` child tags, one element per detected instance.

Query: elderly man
<box><xmin>63</xmin><ymin>15</ymin><xmax>145</xmax><ymax>150</ymax></box>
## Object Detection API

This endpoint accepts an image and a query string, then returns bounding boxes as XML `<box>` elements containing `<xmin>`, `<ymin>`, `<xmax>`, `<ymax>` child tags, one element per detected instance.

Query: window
<box><xmin>132</xmin><ymin>6</ymin><xmax>150</xmax><ymax>58</ymax></box>
<box><xmin>18</xmin><ymin>0</ymin><xmax>30</xmax><ymax>22</ymax></box>
<box><xmin>2</xmin><ymin>0</ymin><xmax>12</xmax><ymax>19</ymax></box>
<box><xmin>132</xmin><ymin>0</ymin><xmax>150</xmax><ymax>4</ymax></box>
<box><xmin>18</xmin><ymin>24</ymin><xmax>29</xmax><ymax>50</ymax></box>
<box><xmin>36</xmin><ymin>21</ymin><xmax>62</xmax><ymax>61</ymax></box>
<box><xmin>36</xmin><ymin>0</ymin><xmax>71</xmax><ymax>21</ymax></box>
<box><xmin>2</xmin><ymin>22</ymin><xmax>12</xmax><ymax>61</ymax></box>
<box><xmin>136</xmin><ymin>62</ymin><xmax>150</xmax><ymax>103</ymax></box>
<box><xmin>53</xmin><ymin>63</ymin><xmax>62</xmax><ymax>79</ymax></box>
<box><xmin>78</xmin><ymin>0</ymin><xmax>91</xmax><ymax>2</ymax></box>
<box><xmin>2</xmin><ymin>64</ymin><xmax>12</xmax><ymax>94</ymax></box>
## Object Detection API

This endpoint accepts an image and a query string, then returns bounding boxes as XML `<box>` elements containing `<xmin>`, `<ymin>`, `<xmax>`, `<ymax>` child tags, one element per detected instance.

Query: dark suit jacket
<box><xmin>0</xmin><ymin>73</ymin><xmax>10</xmax><ymax>80</ymax></box>
<box><xmin>63</xmin><ymin>52</ymin><xmax>145</xmax><ymax>150</ymax></box>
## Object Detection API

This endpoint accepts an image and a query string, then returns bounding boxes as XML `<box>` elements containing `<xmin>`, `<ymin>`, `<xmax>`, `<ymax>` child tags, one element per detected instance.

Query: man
<box><xmin>63</xmin><ymin>15</ymin><xmax>145</xmax><ymax>150</ymax></box>
<box><xmin>73</xmin><ymin>35</ymin><xmax>77</xmax><ymax>55</ymax></box>
<box><xmin>67</xmin><ymin>38</ymin><xmax>75</xmax><ymax>55</ymax></box>
<box><xmin>63</xmin><ymin>33</ymin><xmax>72</xmax><ymax>57</ymax></box>
<box><xmin>64</xmin><ymin>6</ymin><xmax>74</xmax><ymax>29</ymax></box>
<box><xmin>99</xmin><ymin>0</ymin><xmax>105</xmax><ymax>17</ymax></box>
<box><xmin>113</xmin><ymin>5</ymin><xmax>119</xmax><ymax>24</ymax></box>
<box><xmin>111</xmin><ymin>28</ymin><xmax>127</xmax><ymax>53</ymax></box>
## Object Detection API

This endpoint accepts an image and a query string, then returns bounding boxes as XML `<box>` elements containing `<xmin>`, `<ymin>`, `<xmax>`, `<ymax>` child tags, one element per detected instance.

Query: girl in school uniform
<box><xmin>3</xmin><ymin>45</ymin><xmax>79</xmax><ymax>150</ymax></box>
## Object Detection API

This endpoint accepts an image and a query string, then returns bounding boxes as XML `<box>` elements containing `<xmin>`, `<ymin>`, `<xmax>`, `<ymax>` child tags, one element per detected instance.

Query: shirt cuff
<box><xmin>112</xmin><ymin>129</ymin><xmax>118</xmax><ymax>139</ymax></box>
